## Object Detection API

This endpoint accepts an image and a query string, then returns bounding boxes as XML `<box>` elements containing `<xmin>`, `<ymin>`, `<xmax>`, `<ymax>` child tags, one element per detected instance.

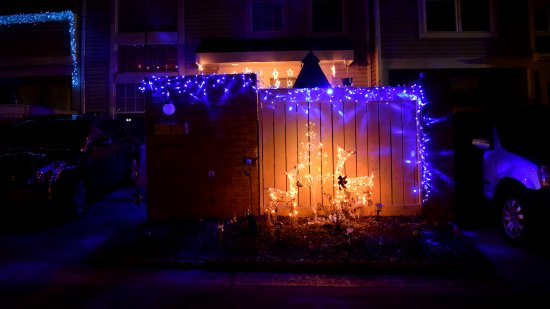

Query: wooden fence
<box><xmin>258</xmin><ymin>88</ymin><xmax>422</xmax><ymax>217</ymax></box>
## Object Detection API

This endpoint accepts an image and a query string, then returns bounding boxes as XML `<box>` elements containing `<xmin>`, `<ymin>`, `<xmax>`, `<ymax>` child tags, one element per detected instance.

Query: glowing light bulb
<box><xmin>162</xmin><ymin>102</ymin><xmax>176</xmax><ymax>115</ymax></box>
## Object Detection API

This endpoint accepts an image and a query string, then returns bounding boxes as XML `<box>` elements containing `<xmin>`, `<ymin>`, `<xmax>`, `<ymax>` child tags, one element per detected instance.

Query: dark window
<box><xmin>535</xmin><ymin>9</ymin><xmax>548</xmax><ymax>32</ymax></box>
<box><xmin>251</xmin><ymin>0</ymin><xmax>284</xmax><ymax>32</ymax></box>
<box><xmin>534</xmin><ymin>7</ymin><xmax>550</xmax><ymax>52</ymax></box>
<box><xmin>118</xmin><ymin>45</ymin><xmax>178</xmax><ymax>73</ymax></box>
<box><xmin>0</xmin><ymin>0</ymin><xmax>73</xmax><ymax>14</ymax></box>
<box><xmin>116</xmin><ymin>83</ymin><xmax>145</xmax><ymax>113</ymax></box>
<box><xmin>312</xmin><ymin>0</ymin><xmax>343</xmax><ymax>32</ymax></box>
<box><xmin>536</xmin><ymin>36</ymin><xmax>550</xmax><ymax>52</ymax></box>
<box><xmin>426</xmin><ymin>0</ymin><xmax>456</xmax><ymax>31</ymax></box>
<box><xmin>118</xmin><ymin>0</ymin><xmax>178</xmax><ymax>32</ymax></box>
<box><xmin>461</xmin><ymin>0</ymin><xmax>490</xmax><ymax>31</ymax></box>
<box><xmin>425</xmin><ymin>0</ymin><xmax>491</xmax><ymax>32</ymax></box>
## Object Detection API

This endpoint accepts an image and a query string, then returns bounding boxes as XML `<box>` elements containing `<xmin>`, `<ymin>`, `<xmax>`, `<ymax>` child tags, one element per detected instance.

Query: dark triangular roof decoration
<box><xmin>293</xmin><ymin>51</ymin><xmax>331</xmax><ymax>89</ymax></box>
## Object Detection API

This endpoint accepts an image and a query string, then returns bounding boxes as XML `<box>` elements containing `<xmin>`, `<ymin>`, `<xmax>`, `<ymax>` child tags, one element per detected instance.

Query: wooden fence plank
<box><xmin>307</xmin><ymin>101</ymin><xmax>323</xmax><ymax>216</ymax></box>
<box><xmin>260</xmin><ymin>104</ymin><xmax>275</xmax><ymax>214</ymax></box>
<box><xmin>274</xmin><ymin>101</ymin><xmax>287</xmax><ymax>192</ymax></box>
<box><xmin>378</xmin><ymin>102</ymin><xmax>392</xmax><ymax>206</ymax></box>
<box><xmin>320</xmin><ymin>100</ymin><xmax>335</xmax><ymax>211</ymax></box>
<box><xmin>403</xmin><ymin>101</ymin><xmax>420</xmax><ymax>205</ymax></box>
<box><xmin>297</xmin><ymin>101</ymin><xmax>311</xmax><ymax>215</ymax></box>
<box><xmin>366</xmin><ymin>101</ymin><xmax>381</xmax><ymax>208</ymax></box>
<box><xmin>285</xmin><ymin>101</ymin><xmax>298</xmax><ymax>182</ymax></box>
<box><xmin>332</xmin><ymin>100</ymin><xmax>346</xmax><ymax>177</ymax></box>
<box><xmin>343</xmin><ymin>100</ymin><xmax>358</xmax><ymax>178</ymax></box>
<box><xmin>355</xmin><ymin>102</ymin><xmax>369</xmax><ymax>181</ymax></box>
<box><xmin>390</xmin><ymin>101</ymin><xmax>405</xmax><ymax>206</ymax></box>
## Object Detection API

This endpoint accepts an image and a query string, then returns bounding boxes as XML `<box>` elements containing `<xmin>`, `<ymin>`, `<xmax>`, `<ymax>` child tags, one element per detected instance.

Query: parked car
<box><xmin>0</xmin><ymin>113</ymin><xmax>141</xmax><ymax>219</ymax></box>
<box><xmin>473</xmin><ymin>106</ymin><xmax>550</xmax><ymax>244</ymax></box>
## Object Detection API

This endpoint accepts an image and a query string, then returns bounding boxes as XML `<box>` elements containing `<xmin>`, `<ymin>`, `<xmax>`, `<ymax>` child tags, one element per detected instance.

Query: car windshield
<box><xmin>2</xmin><ymin>117</ymin><xmax>89</xmax><ymax>150</ymax></box>
<box><xmin>495</xmin><ymin>106</ymin><xmax>550</xmax><ymax>164</ymax></box>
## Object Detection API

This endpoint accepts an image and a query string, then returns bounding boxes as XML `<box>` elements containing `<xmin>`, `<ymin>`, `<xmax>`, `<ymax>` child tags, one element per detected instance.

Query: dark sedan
<box><xmin>0</xmin><ymin>113</ymin><xmax>141</xmax><ymax>219</ymax></box>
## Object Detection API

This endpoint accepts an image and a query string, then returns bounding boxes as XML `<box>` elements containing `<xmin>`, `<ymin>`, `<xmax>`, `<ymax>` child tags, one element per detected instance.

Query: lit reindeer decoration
<box><xmin>321</xmin><ymin>145</ymin><xmax>375</xmax><ymax>224</ymax></box>
<box><xmin>265</xmin><ymin>166</ymin><xmax>300</xmax><ymax>224</ymax></box>
<box><xmin>333</xmin><ymin>145</ymin><xmax>375</xmax><ymax>208</ymax></box>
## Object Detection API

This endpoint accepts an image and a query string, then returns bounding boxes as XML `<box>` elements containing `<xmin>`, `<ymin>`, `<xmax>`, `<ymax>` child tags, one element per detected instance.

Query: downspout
<box><xmin>178</xmin><ymin>0</ymin><xmax>186</xmax><ymax>75</ymax></box>
<box><xmin>110</xmin><ymin>0</ymin><xmax>119</xmax><ymax>118</ymax></box>
<box><xmin>373</xmin><ymin>0</ymin><xmax>382</xmax><ymax>86</ymax></box>
<box><xmin>81</xmin><ymin>0</ymin><xmax>86</xmax><ymax>114</ymax></box>
<box><xmin>365</xmin><ymin>1</ymin><xmax>374</xmax><ymax>87</ymax></box>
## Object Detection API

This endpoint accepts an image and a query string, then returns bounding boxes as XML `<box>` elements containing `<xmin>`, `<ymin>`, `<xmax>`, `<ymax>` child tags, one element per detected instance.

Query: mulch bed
<box><xmin>91</xmin><ymin>215</ymin><xmax>497</xmax><ymax>277</ymax></box>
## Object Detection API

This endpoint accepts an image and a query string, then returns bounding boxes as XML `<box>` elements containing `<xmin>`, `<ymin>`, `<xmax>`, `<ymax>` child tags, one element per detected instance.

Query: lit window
<box><xmin>312</xmin><ymin>0</ymin><xmax>343</xmax><ymax>33</ymax></box>
<box><xmin>421</xmin><ymin>0</ymin><xmax>493</xmax><ymax>35</ymax></box>
<box><xmin>251</xmin><ymin>0</ymin><xmax>284</xmax><ymax>32</ymax></box>
<box><xmin>118</xmin><ymin>45</ymin><xmax>178</xmax><ymax>73</ymax></box>
<box><xmin>269</xmin><ymin>77</ymin><xmax>296</xmax><ymax>88</ymax></box>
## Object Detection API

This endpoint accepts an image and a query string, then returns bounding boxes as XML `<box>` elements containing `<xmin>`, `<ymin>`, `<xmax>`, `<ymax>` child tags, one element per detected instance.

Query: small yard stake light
<box><xmin>375</xmin><ymin>203</ymin><xmax>384</xmax><ymax>220</ymax></box>
<box><xmin>347</xmin><ymin>227</ymin><xmax>354</xmax><ymax>247</ymax></box>
<box><xmin>275</xmin><ymin>221</ymin><xmax>283</xmax><ymax>242</ymax></box>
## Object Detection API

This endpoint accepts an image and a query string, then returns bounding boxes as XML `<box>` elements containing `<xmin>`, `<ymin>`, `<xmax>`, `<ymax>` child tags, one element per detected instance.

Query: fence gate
<box><xmin>258</xmin><ymin>87</ymin><xmax>422</xmax><ymax>217</ymax></box>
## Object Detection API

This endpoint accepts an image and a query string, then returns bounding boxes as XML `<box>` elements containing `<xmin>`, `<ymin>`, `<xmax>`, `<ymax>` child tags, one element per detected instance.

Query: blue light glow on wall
<box><xmin>0</xmin><ymin>11</ymin><xmax>79</xmax><ymax>87</ymax></box>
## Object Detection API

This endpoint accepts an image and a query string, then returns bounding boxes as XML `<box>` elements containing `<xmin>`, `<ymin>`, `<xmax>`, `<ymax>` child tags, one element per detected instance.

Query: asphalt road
<box><xmin>0</xmin><ymin>166</ymin><xmax>549</xmax><ymax>308</ymax></box>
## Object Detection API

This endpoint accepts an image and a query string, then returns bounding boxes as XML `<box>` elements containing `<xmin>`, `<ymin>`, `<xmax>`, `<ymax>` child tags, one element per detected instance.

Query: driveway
<box><xmin>462</xmin><ymin>226</ymin><xmax>550</xmax><ymax>295</ymax></box>
<box><xmin>0</xmin><ymin>145</ymin><xmax>549</xmax><ymax>308</ymax></box>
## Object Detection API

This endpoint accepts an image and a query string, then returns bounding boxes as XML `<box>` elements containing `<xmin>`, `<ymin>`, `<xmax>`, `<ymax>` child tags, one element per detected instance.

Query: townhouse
<box><xmin>0</xmin><ymin>0</ymin><xmax>543</xmax><ymax>221</ymax></box>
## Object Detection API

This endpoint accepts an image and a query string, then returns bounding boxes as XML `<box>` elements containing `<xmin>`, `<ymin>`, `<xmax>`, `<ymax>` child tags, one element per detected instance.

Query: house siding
<box><xmin>184</xmin><ymin>0</ymin><xmax>248</xmax><ymax>71</ymax></box>
<box><xmin>380</xmin><ymin>0</ymin><xmax>531</xmax><ymax>60</ymax></box>
<box><xmin>84</xmin><ymin>0</ymin><xmax>111</xmax><ymax>113</ymax></box>
<box><xmin>185</xmin><ymin>0</ymin><xmax>369</xmax><ymax>78</ymax></box>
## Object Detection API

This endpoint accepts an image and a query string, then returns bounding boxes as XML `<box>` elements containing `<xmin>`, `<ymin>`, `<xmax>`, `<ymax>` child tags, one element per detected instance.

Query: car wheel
<box><xmin>499</xmin><ymin>189</ymin><xmax>530</xmax><ymax>244</ymax></box>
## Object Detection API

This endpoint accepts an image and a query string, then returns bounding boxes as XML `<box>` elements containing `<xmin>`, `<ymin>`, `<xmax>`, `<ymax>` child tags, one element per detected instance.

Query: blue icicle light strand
<box><xmin>139</xmin><ymin>74</ymin><xmax>258</xmax><ymax>102</ymax></box>
<box><xmin>0</xmin><ymin>11</ymin><xmax>79</xmax><ymax>87</ymax></box>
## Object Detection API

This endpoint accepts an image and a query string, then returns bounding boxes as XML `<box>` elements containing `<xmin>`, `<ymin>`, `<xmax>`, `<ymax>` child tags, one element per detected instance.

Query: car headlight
<box><xmin>28</xmin><ymin>161</ymin><xmax>67</xmax><ymax>185</ymax></box>
<box><xmin>538</xmin><ymin>165</ymin><xmax>550</xmax><ymax>188</ymax></box>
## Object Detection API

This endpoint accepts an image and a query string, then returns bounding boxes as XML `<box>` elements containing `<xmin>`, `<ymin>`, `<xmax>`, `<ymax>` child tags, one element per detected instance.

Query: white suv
<box><xmin>473</xmin><ymin>106</ymin><xmax>550</xmax><ymax>244</ymax></box>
